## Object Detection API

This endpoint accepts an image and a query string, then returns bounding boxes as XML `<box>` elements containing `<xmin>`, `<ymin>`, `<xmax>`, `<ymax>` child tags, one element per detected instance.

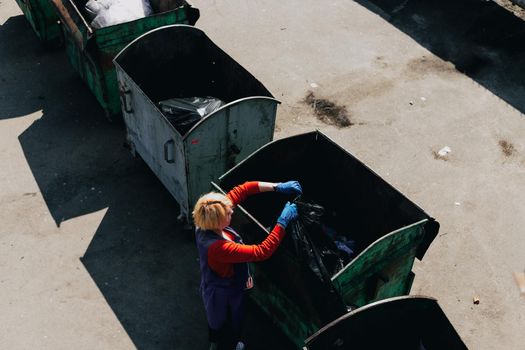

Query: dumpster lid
<box><xmin>304</xmin><ymin>295</ymin><xmax>467</xmax><ymax>350</ymax></box>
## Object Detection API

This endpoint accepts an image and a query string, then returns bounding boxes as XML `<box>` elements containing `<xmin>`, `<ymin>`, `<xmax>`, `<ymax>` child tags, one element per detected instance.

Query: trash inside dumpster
<box><xmin>51</xmin><ymin>0</ymin><xmax>199</xmax><ymax>119</ymax></box>
<box><xmin>158</xmin><ymin>96</ymin><xmax>225</xmax><ymax>134</ymax></box>
<box><xmin>113</xmin><ymin>25</ymin><xmax>279</xmax><ymax>221</ymax></box>
<box><xmin>14</xmin><ymin>0</ymin><xmax>62</xmax><ymax>46</ymax></box>
<box><xmin>213</xmin><ymin>131</ymin><xmax>439</xmax><ymax>348</ymax></box>
<box><xmin>305</xmin><ymin>296</ymin><xmax>467</xmax><ymax>350</ymax></box>
<box><xmin>84</xmin><ymin>0</ymin><xmax>153</xmax><ymax>29</ymax></box>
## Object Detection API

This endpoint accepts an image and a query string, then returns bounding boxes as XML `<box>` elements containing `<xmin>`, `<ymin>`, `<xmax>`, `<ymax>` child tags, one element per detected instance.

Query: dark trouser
<box><xmin>202</xmin><ymin>285</ymin><xmax>246</xmax><ymax>350</ymax></box>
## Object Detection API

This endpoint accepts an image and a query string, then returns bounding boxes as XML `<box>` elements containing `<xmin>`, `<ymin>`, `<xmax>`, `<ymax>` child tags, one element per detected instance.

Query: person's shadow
<box><xmin>357</xmin><ymin>0</ymin><xmax>525</xmax><ymax>114</ymax></box>
<box><xmin>2</xmin><ymin>14</ymin><xmax>293</xmax><ymax>350</ymax></box>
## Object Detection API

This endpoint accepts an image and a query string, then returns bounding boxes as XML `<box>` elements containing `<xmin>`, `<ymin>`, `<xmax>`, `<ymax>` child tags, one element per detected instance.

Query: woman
<box><xmin>193</xmin><ymin>180</ymin><xmax>302</xmax><ymax>350</ymax></box>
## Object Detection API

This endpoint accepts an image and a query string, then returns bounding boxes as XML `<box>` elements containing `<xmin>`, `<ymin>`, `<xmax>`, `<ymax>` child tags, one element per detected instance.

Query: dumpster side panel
<box><xmin>63</xmin><ymin>35</ymin><xmax>108</xmax><ymax>113</ymax></box>
<box><xmin>15</xmin><ymin>0</ymin><xmax>62</xmax><ymax>45</ymax></box>
<box><xmin>332</xmin><ymin>220</ymin><xmax>427</xmax><ymax>307</ymax></box>
<box><xmin>117</xmin><ymin>69</ymin><xmax>189</xmax><ymax>214</ymax></box>
<box><xmin>184</xmin><ymin>99</ymin><xmax>277</xmax><ymax>214</ymax></box>
<box><xmin>227</xmin><ymin>209</ymin><xmax>347</xmax><ymax>349</ymax></box>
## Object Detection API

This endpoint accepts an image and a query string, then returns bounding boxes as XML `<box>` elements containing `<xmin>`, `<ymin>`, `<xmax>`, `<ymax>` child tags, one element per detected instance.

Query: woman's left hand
<box><xmin>275</xmin><ymin>181</ymin><xmax>302</xmax><ymax>195</ymax></box>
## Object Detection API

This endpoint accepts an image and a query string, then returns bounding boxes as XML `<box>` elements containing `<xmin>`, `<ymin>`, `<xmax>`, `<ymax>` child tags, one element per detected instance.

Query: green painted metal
<box><xmin>51</xmin><ymin>1</ymin><xmax>199</xmax><ymax>119</ymax></box>
<box><xmin>215</xmin><ymin>131</ymin><xmax>440</xmax><ymax>349</ymax></box>
<box><xmin>14</xmin><ymin>0</ymin><xmax>62</xmax><ymax>46</ymax></box>
<box><xmin>332</xmin><ymin>220</ymin><xmax>427</xmax><ymax>308</ymax></box>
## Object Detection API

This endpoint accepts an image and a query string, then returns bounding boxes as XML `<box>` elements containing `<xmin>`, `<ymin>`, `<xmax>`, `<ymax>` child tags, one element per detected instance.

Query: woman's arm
<box><xmin>208</xmin><ymin>224</ymin><xmax>286</xmax><ymax>263</ymax></box>
<box><xmin>227</xmin><ymin>181</ymin><xmax>276</xmax><ymax>206</ymax></box>
<box><xmin>226</xmin><ymin>180</ymin><xmax>302</xmax><ymax>206</ymax></box>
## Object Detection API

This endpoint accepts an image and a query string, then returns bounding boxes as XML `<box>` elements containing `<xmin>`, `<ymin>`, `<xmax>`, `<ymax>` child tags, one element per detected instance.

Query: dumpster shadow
<box><xmin>7</xmin><ymin>14</ymin><xmax>294</xmax><ymax>349</ymax></box>
<box><xmin>0</xmin><ymin>15</ymin><xmax>66</xmax><ymax>120</ymax></box>
<box><xmin>5</xmin><ymin>15</ymin><xmax>208</xmax><ymax>349</ymax></box>
<box><xmin>14</xmin><ymin>49</ymin><xmax>209</xmax><ymax>350</ymax></box>
<box><xmin>357</xmin><ymin>0</ymin><xmax>525</xmax><ymax>114</ymax></box>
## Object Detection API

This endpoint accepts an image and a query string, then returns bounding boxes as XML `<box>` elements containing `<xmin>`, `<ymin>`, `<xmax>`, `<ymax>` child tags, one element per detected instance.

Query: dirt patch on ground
<box><xmin>405</xmin><ymin>55</ymin><xmax>456</xmax><ymax>78</ymax></box>
<box><xmin>304</xmin><ymin>91</ymin><xmax>353</xmax><ymax>128</ymax></box>
<box><xmin>499</xmin><ymin>140</ymin><xmax>517</xmax><ymax>157</ymax></box>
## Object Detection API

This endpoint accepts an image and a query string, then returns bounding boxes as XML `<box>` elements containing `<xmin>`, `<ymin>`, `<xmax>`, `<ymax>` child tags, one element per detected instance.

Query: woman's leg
<box><xmin>228</xmin><ymin>290</ymin><xmax>246</xmax><ymax>348</ymax></box>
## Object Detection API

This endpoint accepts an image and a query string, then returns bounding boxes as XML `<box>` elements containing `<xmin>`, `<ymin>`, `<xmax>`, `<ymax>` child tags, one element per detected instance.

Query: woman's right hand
<box><xmin>277</xmin><ymin>202</ymin><xmax>298</xmax><ymax>228</ymax></box>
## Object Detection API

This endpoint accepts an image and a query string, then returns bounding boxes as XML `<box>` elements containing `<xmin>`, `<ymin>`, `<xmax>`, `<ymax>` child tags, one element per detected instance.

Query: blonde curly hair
<box><xmin>192</xmin><ymin>192</ymin><xmax>233</xmax><ymax>230</ymax></box>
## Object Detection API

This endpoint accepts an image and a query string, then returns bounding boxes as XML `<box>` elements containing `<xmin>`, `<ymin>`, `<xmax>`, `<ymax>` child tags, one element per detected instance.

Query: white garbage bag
<box><xmin>86</xmin><ymin>0</ymin><xmax>153</xmax><ymax>29</ymax></box>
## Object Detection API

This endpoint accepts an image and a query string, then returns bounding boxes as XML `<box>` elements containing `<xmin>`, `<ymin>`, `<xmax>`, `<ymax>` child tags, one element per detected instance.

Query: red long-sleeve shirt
<box><xmin>207</xmin><ymin>181</ymin><xmax>286</xmax><ymax>278</ymax></box>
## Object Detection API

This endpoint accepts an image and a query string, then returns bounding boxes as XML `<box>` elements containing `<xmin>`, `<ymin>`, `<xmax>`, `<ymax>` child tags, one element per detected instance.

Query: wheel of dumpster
<box><xmin>128</xmin><ymin>141</ymin><xmax>138</xmax><ymax>158</ymax></box>
<box><xmin>124</xmin><ymin>141</ymin><xmax>143</xmax><ymax>160</ymax></box>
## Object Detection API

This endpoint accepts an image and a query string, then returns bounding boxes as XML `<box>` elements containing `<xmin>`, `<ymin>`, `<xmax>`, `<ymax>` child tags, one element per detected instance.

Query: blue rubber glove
<box><xmin>275</xmin><ymin>181</ymin><xmax>302</xmax><ymax>195</ymax></box>
<box><xmin>277</xmin><ymin>202</ymin><xmax>298</xmax><ymax>228</ymax></box>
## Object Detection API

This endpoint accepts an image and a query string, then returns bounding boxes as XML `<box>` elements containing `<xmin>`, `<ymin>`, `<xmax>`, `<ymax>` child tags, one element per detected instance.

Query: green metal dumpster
<box><xmin>14</xmin><ymin>0</ymin><xmax>62</xmax><ymax>46</ymax></box>
<box><xmin>113</xmin><ymin>25</ymin><xmax>280</xmax><ymax>221</ymax></box>
<box><xmin>305</xmin><ymin>296</ymin><xmax>467</xmax><ymax>350</ymax></box>
<box><xmin>50</xmin><ymin>0</ymin><xmax>199</xmax><ymax>120</ymax></box>
<box><xmin>213</xmin><ymin>131</ymin><xmax>439</xmax><ymax>348</ymax></box>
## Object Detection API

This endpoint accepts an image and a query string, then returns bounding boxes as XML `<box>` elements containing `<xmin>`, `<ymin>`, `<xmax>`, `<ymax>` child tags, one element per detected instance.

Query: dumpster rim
<box><xmin>182</xmin><ymin>96</ymin><xmax>281</xmax><ymax>139</ymax></box>
<box><xmin>303</xmin><ymin>294</ymin><xmax>439</xmax><ymax>345</ymax></box>
<box><xmin>113</xmin><ymin>24</ymin><xmax>202</xmax><ymax>64</ymax></box>
<box><xmin>330</xmin><ymin>218</ymin><xmax>428</xmax><ymax>282</ymax></box>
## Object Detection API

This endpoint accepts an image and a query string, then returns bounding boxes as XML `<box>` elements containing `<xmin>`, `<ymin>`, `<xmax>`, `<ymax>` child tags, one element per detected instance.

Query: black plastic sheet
<box><xmin>289</xmin><ymin>198</ymin><xmax>355</xmax><ymax>281</ymax></box>
<box><xmin>158</xmin><ymin>96</ymin><xmax>224</xmax><ymax>135</ymax></box>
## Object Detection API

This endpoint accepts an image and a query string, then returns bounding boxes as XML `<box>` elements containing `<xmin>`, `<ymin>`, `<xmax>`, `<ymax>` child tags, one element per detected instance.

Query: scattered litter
<box><xmin>310</xmin><ymin>82</ymin><xmax>319</xmax><ymax>88</ymax></box>
<box><xmin>454</xmin><ymin>202</ymin><xmax>461</xmax><ymax>206</ymax></box>
<box><xmin>514</xmin><ymin>271</ymin><xmax>525</xmax><ymax>295</ymax></box>
<box><xmin>159</xmin><ymin>96</ymin><xmax>224</xmax><ymax>135</ymax></box>
<box><xmin>409</xmin><ymin>101</ymin><xmax>414</xmax><ymax>105</ymax></box>
<box><xmin>91</xmin><ymin>187</ymin><xmax>95</xmax><ymax>191</ymax></box>
<box><xmin>438</xmin><ymin>146</ymin><xmax>451</xmax><ymax>156</ymax></box>
<box><xmin>473</xmin><ymin>297</ymin><xmax>480</xmax><ymax>305</ymax></box>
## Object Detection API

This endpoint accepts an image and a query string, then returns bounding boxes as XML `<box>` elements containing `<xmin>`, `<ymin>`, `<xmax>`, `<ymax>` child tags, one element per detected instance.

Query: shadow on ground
<box><xmin>357</xmin><ymin>0</ymin><xmax>525</xmax><ymax>114</ymax></box>
<box><xmin>2</xmin><ymin>14</ymin><xmax>294</xmax><ymax>350</ymax></box>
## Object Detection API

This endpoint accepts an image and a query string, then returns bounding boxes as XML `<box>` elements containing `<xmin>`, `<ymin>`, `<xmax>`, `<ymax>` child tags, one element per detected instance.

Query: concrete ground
<box><xmin>1</xmin><ymin>0</ymin><xmax>524</xmax><ymax>349</ymax></box>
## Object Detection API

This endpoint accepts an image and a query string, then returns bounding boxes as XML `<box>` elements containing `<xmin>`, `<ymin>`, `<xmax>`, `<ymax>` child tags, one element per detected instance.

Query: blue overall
<box><xmin>196</xmin><ymin>227</ymin><xmax>249</xmax><ymax>344</ymax></box>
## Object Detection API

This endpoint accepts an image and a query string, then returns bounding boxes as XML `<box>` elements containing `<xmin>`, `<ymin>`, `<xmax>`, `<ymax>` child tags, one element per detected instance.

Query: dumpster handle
<box><xmin>120</xmin><ymin>88</ymin><xmax>133</xmax><ymax>113</ymax></box>
<box><xmin>164</xmin><ymin>139</ymin><xmax>175</xmax><ymax>164</ymax></box>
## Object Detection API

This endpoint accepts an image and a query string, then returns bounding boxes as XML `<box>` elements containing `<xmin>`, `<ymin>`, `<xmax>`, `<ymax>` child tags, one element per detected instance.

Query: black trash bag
<box><xmin>158</xmin><ymin>96</ymin><xmax>225</xmax><ymax>135</ymax></box>
<box><xmin>289</xmin><ymin>198</ymin><xmax>347</xmax><ymax>280</ymax></box>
